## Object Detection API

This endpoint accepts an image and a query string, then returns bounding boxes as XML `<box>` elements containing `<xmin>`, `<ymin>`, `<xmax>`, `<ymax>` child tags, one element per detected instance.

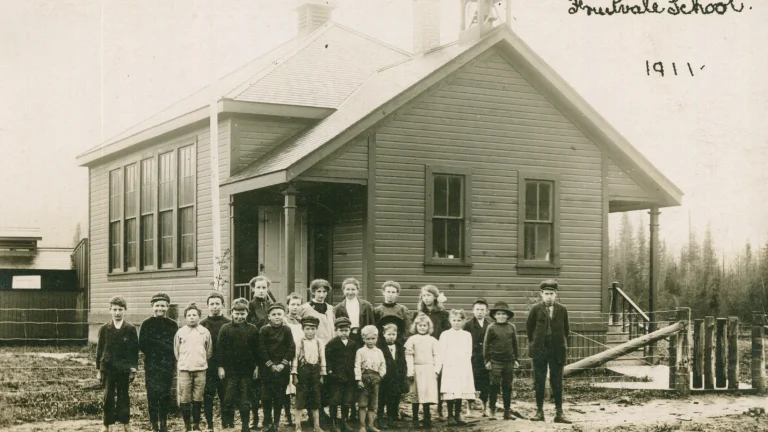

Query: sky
<box><xmin>0</xmin><ymin>0</ymin><xmax>766</xmax><ymax>259</ymax></box>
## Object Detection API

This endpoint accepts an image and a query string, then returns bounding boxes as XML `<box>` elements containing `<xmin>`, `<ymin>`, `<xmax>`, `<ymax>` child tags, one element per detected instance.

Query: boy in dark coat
<box><xmin>139</xmin><ymin>293</ymin><xmax>178</xmax><ymax>432</ymax></box>
<box><xmin>97</xmin><ymin>296</ymin><xmax>139</xmax><ymax>432</ymax></box>
<box><xmin>376</xmin><ymin>317</ymin><xmax>408</xmax><ymax>429</ymax></box>
<box><xmin>200</xmin><ymin>291</ymin><xmax>232</xmax><ymax>430</ymax></box>
<box><xmin>248</xmin><ymin>275</ymin><xmax>273</xmax><ymax>428</ymax></box>
<box><xmin>218</xmin><ymin>298</ymin><xmax>260</xmax><ymax>432</ymax></box>
<box><xmin>258</xmin><ymin>303</ymin><xmax>296</xmax><ymax>432</ymax></box>
<box><xmin>526</xmin><ymin>280</ymin><xmax>571</xmax><ymax>424</ymax></box>
<box><xmin>483</xmin><ymin>301</ymin><xmax>519</xmax><ymax>421</ymax></box>
<box><xmin>463</xmin><ymin>298</ymin><xmax>494</xmax><ymax>416</ymax></box>
<box><xmin>325</xmin><ymin>317</ymin><xmax>358</xmax><ymax>432</ymax></box>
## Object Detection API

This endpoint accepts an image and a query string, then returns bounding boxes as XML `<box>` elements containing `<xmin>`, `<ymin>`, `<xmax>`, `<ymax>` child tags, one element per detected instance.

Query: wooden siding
<box><xmin>373</xmin><ymin>50</ymin><xmax>604</xmax><ymax>318</ymax></box>
<box><xmin>302</xmin><ymin>138</ymin><xmax>368</xmax><ymax>180</ymax></box>
<box><xmin>607</xmin><ymin>157</ymin><xmax>652</xmax><ymax>201</ymax></box>
<box><xmin>0</xmin><ymin>291</ymin><xmax>87</xmax><ymax>342</ymax></box>
<box><xmin>231</xmin><ymin>116</ymin><xmax>312</xmax><ymax>174</ymax></box>
<box><xmin>332</xmin><ymin>210</ymin><xmax>363</xmax><ymax>289</ymax></box>
<box><xmin>88</xmin><ymin>119</ymin><xmax>231</xmax><ymax>324</ymax></box>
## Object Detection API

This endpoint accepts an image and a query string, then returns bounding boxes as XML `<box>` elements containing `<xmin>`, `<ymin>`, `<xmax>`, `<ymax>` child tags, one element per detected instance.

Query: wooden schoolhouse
<box><xmin>76</xmin><ymin>0</ymin><xmax>682</xmax><ymax>343</ymax></box>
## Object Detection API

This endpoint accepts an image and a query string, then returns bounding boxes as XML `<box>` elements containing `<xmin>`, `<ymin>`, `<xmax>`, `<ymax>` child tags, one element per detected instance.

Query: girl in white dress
<box><xmin>404</xmin><ymin>312</ymin><xmax>441</xmax><ymax>429</ymax></box>
<box><xmin>438</xmin><ymin>309</ymin><xmax>476</xmax><ymax>426</ymax></box>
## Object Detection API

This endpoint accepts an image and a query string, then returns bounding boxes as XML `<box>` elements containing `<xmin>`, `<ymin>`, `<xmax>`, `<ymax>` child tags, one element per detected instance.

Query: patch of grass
<box><xmin>0</xmin><ymin>344</ymin><xmax>154</xmax><ymax>428</ymax></box>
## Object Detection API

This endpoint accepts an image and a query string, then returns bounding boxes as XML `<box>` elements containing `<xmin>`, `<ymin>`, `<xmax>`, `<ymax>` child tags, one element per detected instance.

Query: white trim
<box><xmin>219</xmin><ymin>171</ymin><xmax>289</xmax><ymax>195</ymax></box>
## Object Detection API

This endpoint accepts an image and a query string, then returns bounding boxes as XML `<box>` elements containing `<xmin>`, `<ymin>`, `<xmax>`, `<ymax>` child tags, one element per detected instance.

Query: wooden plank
<box><xmin>752</xmin><ymin>313</ymin><xmax>766</xmax><ymax>394</ymax></box>
<box><xmin>704</xmin><ymin>316</ymin><xmax>715</xmax><ymax>390</ymax></box>
<box><xmin>363</xmin><ymin>134</ymin><xmax>377</xmax><ymax>302</ymax></box>
<box><xmin>692</xmin><ymin>318</ymin><xmax>704</xmax><ymax>389</ymax></box>
<box><xmin>716</xmin><ymin>318</ymin><xmax>728</xmax><ymax>388</ymax></box>
<box><xmin>727</xmin><ymin>317</ymin><xmax>739</xmax><ymax>390</ymax></box>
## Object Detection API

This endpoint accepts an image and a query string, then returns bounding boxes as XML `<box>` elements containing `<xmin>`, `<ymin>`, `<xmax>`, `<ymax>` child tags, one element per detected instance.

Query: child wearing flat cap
<box><xmin>526</xmin><ymin>279</ymin><xmax>571</xmax><ymax>424</ymax></box>
<box><xmin>292</xmin><ymin>316</ymin><xmax>327</xmax><ymax>432</ymax></box>
<box><xmin>139</xmin><ymin>293</ymin><xmax>178</xmax><ymax>432</ymax></box>
<box><xmin>258</xmin><ymin>302</ymin><xmax>295</xmax><ymax>432</ymax></box>
<box><xmin>325</xmin><ymin>317</ymin><xmax>358</xmax><ymax>432</ymax></box>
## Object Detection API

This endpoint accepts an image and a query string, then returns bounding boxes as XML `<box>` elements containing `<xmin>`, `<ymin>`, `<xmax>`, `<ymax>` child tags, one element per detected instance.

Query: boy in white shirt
<box><xmin>174</xmin><ymin>302</ymin><xmax>213</xmax><ymax>431</ymax></box>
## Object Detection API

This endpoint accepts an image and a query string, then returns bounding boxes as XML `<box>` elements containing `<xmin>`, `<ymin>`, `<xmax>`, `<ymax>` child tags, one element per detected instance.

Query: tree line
<box><xmin>610</xmin><ymin>213</ymin><xmax>768</xmax><ymax>322</ymax></box>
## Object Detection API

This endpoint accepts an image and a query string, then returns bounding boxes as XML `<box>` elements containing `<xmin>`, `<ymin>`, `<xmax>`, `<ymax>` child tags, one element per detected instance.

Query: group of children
<box><xmin>96</xmin><ymin>277</ymin><xmax>523</xmax><ymax>432</ymax></box>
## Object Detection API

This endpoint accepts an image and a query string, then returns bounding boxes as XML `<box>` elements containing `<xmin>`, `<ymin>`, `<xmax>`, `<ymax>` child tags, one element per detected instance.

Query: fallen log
<box><xmin>563</xmin><ymin>321</ymin><xmax>685</xmax><ymax>377</ymax></box>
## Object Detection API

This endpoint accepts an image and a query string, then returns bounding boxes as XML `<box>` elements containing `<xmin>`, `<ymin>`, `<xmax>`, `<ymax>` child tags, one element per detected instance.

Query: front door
<box><xmin>258</xmin><ymin>206</ymin><xmax>308</xmax><ymax>303</ymax></box>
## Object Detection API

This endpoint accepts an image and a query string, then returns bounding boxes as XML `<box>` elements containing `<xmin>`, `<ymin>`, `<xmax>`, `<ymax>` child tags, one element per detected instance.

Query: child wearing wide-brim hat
<box><xmin>483</xmin><ymin>301</ymin><xmax>519</xmax><ymax>420</ymax></box>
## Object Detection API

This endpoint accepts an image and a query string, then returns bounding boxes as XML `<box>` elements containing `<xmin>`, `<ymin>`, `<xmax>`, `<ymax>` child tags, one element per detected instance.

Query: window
<box><xmin>517</xmin><ymin>172</ymin><xmax>560</xmax><ymax>275</ymax></box>
<box><xmin>178</xmin><ymin>145</ymin><xmax>195</xmax><ymax>266</ymax></box>
<box><xmin>109</xmin><ymin>169</ymin><xmax>122</xmax><ymax>272</ymax></box>
<box><xmin>124</xmin><ymin>164</ymin><xmax>138</xmax><ymax>270</ymax></box>
<box><xmin>424</xmin><ymin>165</ymin><xmax>472</xmax><ymax>274</ymax></box>
<box><xmin>107</xmin><ymin>142</ymin><xmax>196</xmax><ymax>276</ymax></box>
<box><xmin>140</xmin><ymin>158</ymin><xmax>155</xmax><ymax>269</ymax></box>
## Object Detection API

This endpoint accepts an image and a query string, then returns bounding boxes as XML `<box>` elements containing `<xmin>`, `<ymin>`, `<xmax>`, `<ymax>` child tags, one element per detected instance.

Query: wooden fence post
<box><xmin>692</xmin><ymin>319</ymin><xmax>704</xmax><ymax>389</ymax></box>
<box><xmin>752</xmin><ymin>313</ymin><xmax>766</xmax><ymax>394</ymax></box>
<box><xmin>704</xmin><ymin>316</ymin><xmax>715</xmax><ymax>390</ymax></box>
<box><xmin>668</xmin><ymin>331</ymin><xmax>677</xmax><ymax>389</ymax></box>
<box><xmin>727</xmin><ymin>317</ymin><xmax>739</xmax><ymax>390</ymax></box>
<box><xmin>675</xmin><ymin>308</ymin><xmax>691</xmax><ymax>395</ymax></box>
<box><xmin>716</xmin><ymin>318</ymin><xmax>728</xmax><ymax>388</ymax></box>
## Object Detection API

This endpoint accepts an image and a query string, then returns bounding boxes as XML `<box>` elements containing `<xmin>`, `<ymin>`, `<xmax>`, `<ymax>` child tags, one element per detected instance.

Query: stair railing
<box><xmin>609</xmin><ymin>281</ymin><xmax>650</xmax><ymax>342</ymax></box>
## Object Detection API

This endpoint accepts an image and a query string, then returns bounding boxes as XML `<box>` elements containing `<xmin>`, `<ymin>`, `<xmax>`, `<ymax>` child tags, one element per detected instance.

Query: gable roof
<box><xmin>220</xmin><ymin>26</ymin><xmax>683</xmax><ymax>208</ymax></box>
<box><xmin>76</xmin><ymin>22</ymin><xmax>411</xmax><ymax>167</ymax></box>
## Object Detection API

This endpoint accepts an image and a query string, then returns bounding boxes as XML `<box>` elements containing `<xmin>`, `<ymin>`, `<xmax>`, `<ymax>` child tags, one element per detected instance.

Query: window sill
<box><xmin>516</xmin><ymin>262</ymin><xmax>561</xmax><ymax>276</ymax></box>
<box><xmin>108</xmin><ymin>267</ymin><xmax>197</xmax><ymax>281</ymax></box>
<box><xmin>424</xmin><ymin>261</ymin><xmax>473</xmax><ymax>274</ymax></box>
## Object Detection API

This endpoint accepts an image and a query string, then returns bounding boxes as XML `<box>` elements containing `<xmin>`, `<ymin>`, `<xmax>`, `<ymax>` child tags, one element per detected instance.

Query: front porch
<box><xmin>228</xmin><ymin>180</ymin><xmax>368</xmax><ymax>305</ymax></box>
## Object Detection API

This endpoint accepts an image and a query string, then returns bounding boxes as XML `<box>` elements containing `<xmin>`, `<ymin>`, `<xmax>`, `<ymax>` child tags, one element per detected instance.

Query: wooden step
<box><xmin>606</xmin><ymin>332</ymin><xmax>630</xmax><ymax>343</ymax></box>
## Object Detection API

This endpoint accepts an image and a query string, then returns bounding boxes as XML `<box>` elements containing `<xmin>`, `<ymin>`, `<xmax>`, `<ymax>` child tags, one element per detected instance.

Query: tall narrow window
<box><xmin>432</xmin><ymin>174</ymin><xmax>464</xmax><ymax>259</ymax></box>
<box><xmin>424</xmin><ymin>165</ymin><xmax>472</xmax><ymax>273</ymax></box>
<box><xmin>178</xmin><ymin>145</ymin><xmax>195</xmax><ymax>266</ymax></box>
<box><xmin>124</xmin><ymin>164</ymin><xmax>138</xmax><ymax>270</ymax></box>
<box><xmin>524</xmin><ymin>181</ymin><xmax>553</xmax><ymax>261</ymax></box>
<box><xmin>109</xmin><ymin>169</ymin><xmax>122</xmax><ymax>272</ymax></box>
<box><xmin>158</xmin><ymin>152</ymin><xmax>174</xmax><ymax>268</ymax></box>
<box><xmin>517</xmin><ymin>172</ymin><xmax>560</xmax><ymax>275</ymax></box>
<box><xmin>140</xmin><ymin>158</ymin><xmax>155</xmax><ymax>269</ymax></box>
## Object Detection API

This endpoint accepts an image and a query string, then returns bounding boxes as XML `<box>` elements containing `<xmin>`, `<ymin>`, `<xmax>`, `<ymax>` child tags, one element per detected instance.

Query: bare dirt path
<box><xmin>3</xmin><ymin>394</ymin><xmax>767</xmax><ymax>432</ymax></box>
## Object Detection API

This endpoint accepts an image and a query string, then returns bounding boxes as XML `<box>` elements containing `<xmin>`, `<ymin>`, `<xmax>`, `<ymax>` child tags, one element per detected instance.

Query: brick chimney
<box><xmin>296</xmin><ymin>0</ymin><xmax>335</xmax><ymax>36</ymax></box>
<box><xmin>412</xmin><ymin>0</ymin><xmax>441</xmax><ymax>55</ymax></box>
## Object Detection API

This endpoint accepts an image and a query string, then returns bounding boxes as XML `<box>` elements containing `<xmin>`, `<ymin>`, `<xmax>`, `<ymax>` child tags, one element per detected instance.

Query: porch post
<box><xmin>284</xmin><ymin>184</ymin><xmax>298</xmax><ymax>296</ymax></box>
<box><xmin>648</xmin><ymin>206</ymin><xmax>660</xmax><ymax>363</ymax></box>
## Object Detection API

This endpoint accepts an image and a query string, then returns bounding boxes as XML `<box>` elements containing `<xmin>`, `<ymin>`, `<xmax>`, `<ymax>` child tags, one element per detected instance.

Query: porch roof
<box><xmin>220</xmin><ymin>26</ymin><xmax>683</xmax><ymax>209</ymax></box>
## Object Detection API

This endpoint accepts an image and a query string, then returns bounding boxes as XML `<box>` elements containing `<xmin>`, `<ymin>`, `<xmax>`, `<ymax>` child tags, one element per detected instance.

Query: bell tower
<box><xmin>459</xmin><ymin>0</ymin><xmax>511</xmax><ymax>45</ymax></box>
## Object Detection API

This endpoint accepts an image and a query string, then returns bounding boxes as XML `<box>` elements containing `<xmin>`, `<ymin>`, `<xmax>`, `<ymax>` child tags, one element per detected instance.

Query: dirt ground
<box><xmin>3</xmin><ymin>394</ymin><xmax>767</xmax><ymax>432</ymax></box>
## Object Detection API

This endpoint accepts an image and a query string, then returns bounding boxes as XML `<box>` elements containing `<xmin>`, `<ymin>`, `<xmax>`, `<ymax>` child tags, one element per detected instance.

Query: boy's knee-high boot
<box><xmin>262</xmin><ymin>398</ymin><xmax>274</xmax><ymax>429</ymax></box>
<box><xmin>411</xmin><ymin>404</ymin><xmax>420</xmax><ymax>429</ymax></box>
<box><xmin>501</xmin><ymin>386</ymin><xmax>513</xmax><ymax>420</ymax></box>
<box><xmin>284</xmin><ymin>398</ymin><xmax>293</xmax><ymax>425</ymax></box>
<box><xmin>192</xmin><ymin>402</ymin><xmax>202</xmax><ymax>430</ymax></box>
<box><xmin>273</xmin><ymin>399</ymin><xmax>283</xmax><ymax>431</ymax></box>
<box><xmin>239</xmin><ymin>409</ymin><xmax>251</xmax><ymax>432</ymax></box>
<box><xmin>204</xmin><ymin>397</ymin><xmax>214</xmax><ymax>430</ymax></box>
<box><xmin>181</xmin><ymin>403</ymin><xmax>192</xmax><ymax>431</ymax></box>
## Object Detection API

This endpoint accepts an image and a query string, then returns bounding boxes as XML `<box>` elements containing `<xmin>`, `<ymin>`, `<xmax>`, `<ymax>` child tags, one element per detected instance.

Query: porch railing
<box><xmin>609</xmin><ymin>281</ymin><xmax>650</xmax><ymax>342</ymax></box>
